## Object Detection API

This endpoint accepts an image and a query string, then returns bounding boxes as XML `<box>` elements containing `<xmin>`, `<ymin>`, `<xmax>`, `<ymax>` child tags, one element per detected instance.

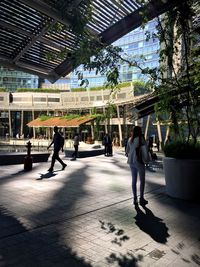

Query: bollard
<box><xmin>24</xmin><ymin>141</ymin><xmax>33</xmax><ymax>171</ymax></box>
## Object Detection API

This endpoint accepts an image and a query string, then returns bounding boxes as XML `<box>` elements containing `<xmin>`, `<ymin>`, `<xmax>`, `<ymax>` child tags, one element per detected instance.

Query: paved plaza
<box><xmin>0</xmin><ymin>151</ymin><xmax>199</xmax><ymax>267</ymax></box>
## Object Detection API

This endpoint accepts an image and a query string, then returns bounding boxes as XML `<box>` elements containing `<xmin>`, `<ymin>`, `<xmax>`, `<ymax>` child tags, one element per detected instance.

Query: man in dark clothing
<box><xmin>47</xmin><ymin>126</ymin><xmax>66</xmax><ymax>172</ymax></box>
<box><xmin>124</xmin><ymin>137</ymin><xmax>128</xmax><ymax>155</ymax></box>
<box><xmin>103</xmin><ymin>133</ymin><xmax>112</xmax><ymax>156</ymax></box>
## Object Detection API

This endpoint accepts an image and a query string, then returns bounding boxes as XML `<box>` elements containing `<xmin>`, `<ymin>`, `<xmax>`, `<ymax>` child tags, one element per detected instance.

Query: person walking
<box><xmin>126</xmin><ymin>126</ymin><xmax>148</xmax><ymax>206</ymax></box>
<box><xmin>71</xmin><ymin>133</ymin><xmax>79</xmax><ymax>160</ymax></box>
<box><xmin>47</xmin><ymin>126</ymin><xmax>67</xmax><ymax>172</ymax></box>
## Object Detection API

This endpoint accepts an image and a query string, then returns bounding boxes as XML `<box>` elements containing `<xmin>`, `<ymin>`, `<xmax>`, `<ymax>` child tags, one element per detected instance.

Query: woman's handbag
<box><xmin>137</xmin><ymin>144</ymin><xmax>149</xmax><ymax>164</ymax></box>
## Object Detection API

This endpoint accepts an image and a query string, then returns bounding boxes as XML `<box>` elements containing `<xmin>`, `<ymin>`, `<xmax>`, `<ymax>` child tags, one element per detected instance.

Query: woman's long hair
<box><xmin>130</xmin><ymin>126</ymin><xmax>142</xmax><ymax>143</ymax></box>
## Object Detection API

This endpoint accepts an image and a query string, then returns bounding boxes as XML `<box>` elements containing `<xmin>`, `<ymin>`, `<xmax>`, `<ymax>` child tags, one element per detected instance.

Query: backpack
<box><xmin>136</xmin><ymin>136</ymin><xmax>149</xmax><ymax>164</ymax></box>
<box><xmin>136</xmin><ymin>145</ymin><xmax>149</xmax><ymax>164</ymax></box>
<box><xmin>59</xmin><ymin>133</ymin><xmax>64</xmax><ymax>149</ymax></box>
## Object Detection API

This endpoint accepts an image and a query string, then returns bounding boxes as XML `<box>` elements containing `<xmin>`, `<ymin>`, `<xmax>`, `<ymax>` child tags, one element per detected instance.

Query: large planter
<box><xmin>163</xmin><ymin>157</ymin><xmax>200</xmax><ymax>200</ymax></box>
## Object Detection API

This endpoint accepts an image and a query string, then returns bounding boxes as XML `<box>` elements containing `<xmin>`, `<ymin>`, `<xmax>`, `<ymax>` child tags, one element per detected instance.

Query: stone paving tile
<box><xmin>0</xmin><ymin>153</ymin><xmax>199</xmax><ymax>266</ymax></box>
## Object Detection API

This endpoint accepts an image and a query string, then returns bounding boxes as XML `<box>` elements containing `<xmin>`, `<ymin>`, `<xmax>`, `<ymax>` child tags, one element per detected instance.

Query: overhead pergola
<box><xmin>128</xmin><ymin>88</ymin><xmax>200</xmax><ymax>120</ymax></box>
<box><xmin>0</xmin><ymin>0</ymin><xmax>182</xmax><ymax>83</ymax></box>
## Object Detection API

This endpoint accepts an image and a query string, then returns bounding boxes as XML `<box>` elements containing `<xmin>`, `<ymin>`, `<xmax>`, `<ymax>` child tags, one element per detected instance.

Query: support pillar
<box><xmin>32</xmin><ymin>110</ymin><xmax>35</xmax><ymax>139</ymax></box>
<box><xmin>91</xmin><ymin>122</ymin><xmax>94</xmax><ymax>140</ymax></box>
<box><xmin>131</xmin><ymin>82</ymin><xmax>134</xmax><ymax>96</ymax></box>
<box><xmin>165</xmin><ymin>125</ymin><xmax>170</xmax><ymax>144</ymax></box>
<box><xmin>20</xmin><ymin>110</ymin><xmax>24</xmax><ymax>136</ymax></box>
<box><xmin>103</xmin><ymin>107</ymin><xmax>108</xmax><ymax>134</ymax></box>
<box><xmin>123</xmin><ymin>105</ymin><xmax>128</xmax><ymax>139</ymax></box>
<box><xmin>156</xmin><ymin>120</ymin><xmax>162</xmax><ymax>145</ymax></box>
<box><xmin>144</xmin><ymin>115</ymin><xmax>151</xmax><ymax>140</ymax></box>
<box><xmin>8</xmin><ymin>109</ymin><xmax>12</xmax><ymax>137</ymax></box>
<box><xmin>116</xmin><ymin>105</ymin><xmax>122</xmax><ymax>146</ymax></box>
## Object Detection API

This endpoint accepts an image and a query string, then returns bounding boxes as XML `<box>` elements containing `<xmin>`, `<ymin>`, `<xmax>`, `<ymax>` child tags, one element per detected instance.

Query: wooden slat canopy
<box><xmin>27</xmin><ymin>116</ymin><xmax>96</xmax><ymax>128</ymax></box>
<box><xmin>0</xmin><ymin>0</ymin><xmax>182</xmax><ymax>82</ymax></box>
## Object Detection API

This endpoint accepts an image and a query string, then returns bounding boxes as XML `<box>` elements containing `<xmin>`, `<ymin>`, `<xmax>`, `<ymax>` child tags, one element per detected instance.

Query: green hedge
<box><xmin>16</xmin><ymin>88</ymin><xmax>61</xmax><ymax>93</ymax></box>
<box><xmin>71</xmin><ymin>82</ymin><xmax>132</xmax><ymax>92</ymax></box>
<box><xmin>164</xmin><ymin>141</ymin><xmax>200</xmax><ymax>159</ymax></box>
<box><xmin>70</xmin><ymin>88</ymin><xmax>87</xmax><ymax>92</ymax></box>
<box><xmin>38</xmin><ymin>115</ymin><xmax>52</xmax><ymax>121</ymax></box>
<box><xmin>13</xmin><ymin>81</ymin><xmax>139</xmax><ymax>93</ymax></box>
<box><xmin>0</xmin><ymin>88</ymin><xmax>7</xmax><ymax>92</ymax></box>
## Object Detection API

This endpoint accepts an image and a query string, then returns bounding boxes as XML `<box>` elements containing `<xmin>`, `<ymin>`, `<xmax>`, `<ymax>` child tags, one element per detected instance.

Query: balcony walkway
<box><xmin>0</xmin><ymin>150</ymin><xmax>199</xmax><ymax>267</ymax></box>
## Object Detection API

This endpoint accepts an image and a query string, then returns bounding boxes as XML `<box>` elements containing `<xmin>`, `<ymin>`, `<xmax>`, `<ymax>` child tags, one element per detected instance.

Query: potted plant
<box><xmin>155</xmin><ymin>1</ymin><xmax>200</xmax><ymax>200</ymax></box>
<box><xmin>163</xmin><ymin>141</ymin><xmax>200</xmax><ymax>199</ymax></box>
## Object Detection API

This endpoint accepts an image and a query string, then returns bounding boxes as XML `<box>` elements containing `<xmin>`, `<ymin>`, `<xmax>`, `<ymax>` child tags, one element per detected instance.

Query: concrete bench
<box><xmin>64</xmin><ymin>146</ymin><xmax>104</xmax><ymax>158</ymax></box>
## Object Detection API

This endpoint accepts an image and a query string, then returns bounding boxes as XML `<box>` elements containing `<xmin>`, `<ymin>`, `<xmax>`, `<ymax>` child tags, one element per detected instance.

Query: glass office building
<box><xmin>41</xmin><ymin>76</ymin><xmax>71</xmax><ymax>91</ymax></box>
<box><xmin>70</xmin><ymin>19</ymin><xmax>159</xmax><ymax>88</ymax></box>
<box><xmin>42</xmin><ymin>19</ymin><xmax>159</xmax><ymax>89</ymax></box>
<box><xmin>0</xmin><ymin>67</ymin><xmax>38</xmax><ymax>91</ymax></box>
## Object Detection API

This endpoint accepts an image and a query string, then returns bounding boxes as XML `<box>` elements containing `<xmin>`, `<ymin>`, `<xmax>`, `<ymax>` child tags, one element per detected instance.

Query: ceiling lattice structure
<box><xmin>0</xmin><ymin>0</ymin><xmax>182</xmax><ymax>83</ymax></box>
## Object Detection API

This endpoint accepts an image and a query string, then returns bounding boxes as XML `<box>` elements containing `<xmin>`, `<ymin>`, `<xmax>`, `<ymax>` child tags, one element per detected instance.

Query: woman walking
<box><xmin>126</xmin><ymin>126</ymin><xmax>148</xmax><ymax>206</ymax></box>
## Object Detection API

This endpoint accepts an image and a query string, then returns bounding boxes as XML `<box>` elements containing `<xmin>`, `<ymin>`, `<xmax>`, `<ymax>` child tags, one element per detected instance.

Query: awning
<box><xmin>27</xmin><ymin>116</ymin><xmax>96</xmax><ymax>128</ymax></box>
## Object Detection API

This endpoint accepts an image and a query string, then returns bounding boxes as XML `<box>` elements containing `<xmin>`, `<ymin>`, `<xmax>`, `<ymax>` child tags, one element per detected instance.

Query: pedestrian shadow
<box><xmin>37</xmin><ymin>172</ymin><xmax>57</xmax><ymax>180</ymax></box>
<box><xmin>134</xmin><ymin>205</ymin><xmax>170</xmax><ymax>243</ymax></box>
<box><xmin>12</xmin><ymin>170</ymin><xmax>26</xmax><ymax>176</ymax></box>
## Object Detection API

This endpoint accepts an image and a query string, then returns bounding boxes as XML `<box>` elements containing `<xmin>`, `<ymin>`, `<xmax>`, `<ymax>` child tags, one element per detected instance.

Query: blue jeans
<box><xmin>130</xmin><ymin>162</ymin><xmax>145</xmax><ymax>199</ymax></box>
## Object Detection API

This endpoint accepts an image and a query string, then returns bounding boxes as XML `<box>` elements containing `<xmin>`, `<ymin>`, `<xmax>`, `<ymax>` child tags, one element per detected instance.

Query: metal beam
<box><xmin>0</xmin><ymin>20</ymin><xmax>32</xmax><ymax>38</ymax></box>
<box><xmin>19</xmin><ymin>0</ymin><xmax>72</xmax><ymax>27</ymax></box>
<box><xmin>109</xmin><ymin>0</ymin><xmax>130</xmax><ymax>15</ymax></box>
<box><xmin>0</xmin><ymin>20</ymin><xmax>65</xmax><ymax>51</ymax></box>
<box><xmin>53</xmin><ymin>0</ymin><xmax>182</xmax><ymax>81</ymax></box>
<box><xmin>100</xmin><ymin>0</ymin><xmax>183</xmax><ymax>45</ymax></box>
<box><xmin>13</xmin><ymin>19</ymin><xmax>56</xmax><ymax>62</ymax></box>
<box><xmin>0</xmin><ymin>55</ymin><xmax>58</xmax><ymax>80</ymax></box>
<box><xmin>19</xmin><ymin>0</ymin><xmax>98</xmax><ymax>35</ymax></box>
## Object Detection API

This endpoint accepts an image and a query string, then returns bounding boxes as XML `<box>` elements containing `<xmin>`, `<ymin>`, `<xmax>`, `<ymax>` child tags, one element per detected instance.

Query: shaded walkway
<box><xmin>0</xmin><ymin>152</ymin><xmax>199</xmax><ymax>266</ymax></box>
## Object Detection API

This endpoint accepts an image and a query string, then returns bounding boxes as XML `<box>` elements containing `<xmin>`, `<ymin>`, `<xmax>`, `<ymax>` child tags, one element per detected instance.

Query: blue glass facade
<box><xmin>70</xmin><ymin>19</ymin><xmax>159</xmax><ymax>88</ymax></box>
<box><xmin>0</xmin><ymin>67</ymin><xmax>38</xmax><ymax>91</ymax></box>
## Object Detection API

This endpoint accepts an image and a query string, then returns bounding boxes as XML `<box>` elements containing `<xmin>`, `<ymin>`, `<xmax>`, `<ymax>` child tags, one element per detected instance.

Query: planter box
<box><xmin>64</xmin><ymin>147</ymin><xmax>104</xmax><ymax>158</ymax></box>
<box><xmin>163</xmin><ymin>157</ymin><xmax>200</xmax><ymax>200</ymax></box>
<box><xmin>0</xmin><ymin>152</ymin><xmax>50</xmax><ymax>165</ymax></box>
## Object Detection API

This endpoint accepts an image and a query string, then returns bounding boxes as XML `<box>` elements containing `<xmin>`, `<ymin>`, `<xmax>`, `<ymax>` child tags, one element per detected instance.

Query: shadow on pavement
<box><xmin>99</xmin><ymin>220</ymin><xmax>143</xmax><ymax>266</ymax></box>
<box><xmin>99</xmin><ymin>220</ymin><xmax>130</xmax><ymax>247</ymax></box>
<box><xmin>106</xmin><ymin>252</ymin><xmax>142</xmax><ymax>267</ymax></box>
<box><xmin>0</xmin><ymin>165</ymin><xmax>94</xmax><ymax>266</ymax></box>
<box><xmin>134</xmin><ymin>205</ymin><xmax>170</xmax><ymax>243</ymax></box>
<box><xmin>37</xmin><ymin>172</ymin><xmax>57</xmax><ymax>180</ymax></box>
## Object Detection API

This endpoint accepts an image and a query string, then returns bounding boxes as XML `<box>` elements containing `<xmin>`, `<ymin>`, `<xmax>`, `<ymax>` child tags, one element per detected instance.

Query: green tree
<box><xmin>48</xmin><ymin>1</ymin><xmax>199</xmax><ymax>143</ymax></box>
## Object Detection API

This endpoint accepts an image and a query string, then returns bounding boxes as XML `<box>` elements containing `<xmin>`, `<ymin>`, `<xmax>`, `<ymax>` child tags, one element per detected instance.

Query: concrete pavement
<box><xmin>0</xmin><ymin>151</ymin><xmax>199</xmax><ymax>266</ymax></box>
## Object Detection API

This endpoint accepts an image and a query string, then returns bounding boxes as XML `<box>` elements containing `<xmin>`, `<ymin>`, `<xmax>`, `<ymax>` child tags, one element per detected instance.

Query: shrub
<box><xmin>39</xmin><ymin>115</ymin><xmax>51</xmax><ymax>121</ymax></box>
<box><xmin>164</xmin><ymin>141</ymin><xmax>200</xmax><ymax>159</ymax></box>
<box><xmin>0</xmin><ymin>88</ymin><xmax>7</xmax><ymax>92</ymax></box>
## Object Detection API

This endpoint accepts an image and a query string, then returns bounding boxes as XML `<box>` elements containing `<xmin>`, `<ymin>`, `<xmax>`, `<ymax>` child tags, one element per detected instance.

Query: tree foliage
<box><xmin>50</xmin><ymin>0</ymin><xmax>199</xmax><ymax>143</ymax></box>
<box><xmin>153</xmin><ymin>1</ymin><xmax>200</xmax><ymax>143</ymax></box>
